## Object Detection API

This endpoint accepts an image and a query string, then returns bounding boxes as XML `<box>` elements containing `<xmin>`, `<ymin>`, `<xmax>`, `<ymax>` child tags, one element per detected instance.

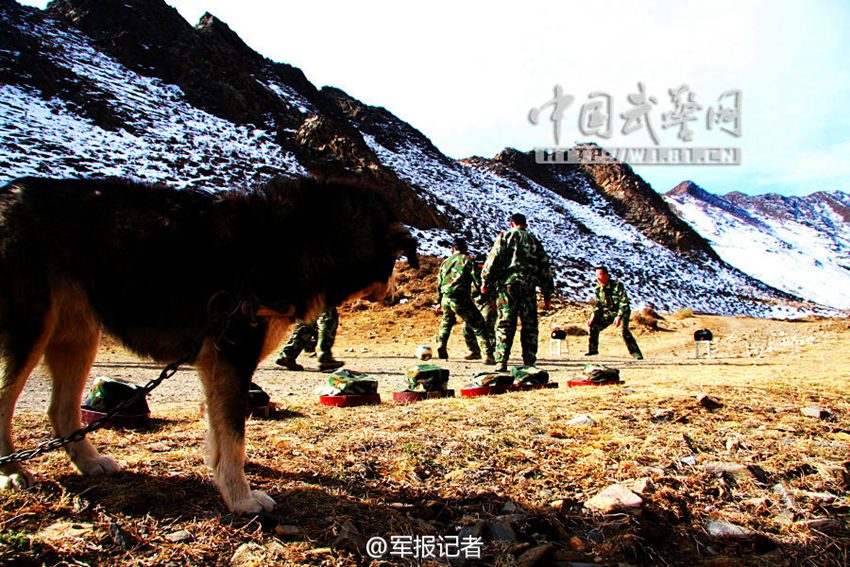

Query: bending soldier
<box><xmin>586</xmin><ymin>266</ymin><xmax>643</xmax><ymax>359</ymax></box>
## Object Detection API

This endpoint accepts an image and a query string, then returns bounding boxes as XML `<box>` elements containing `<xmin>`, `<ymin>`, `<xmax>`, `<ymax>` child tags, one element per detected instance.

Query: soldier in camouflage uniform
<box><xmin>436</xmin><ymin>238</ymin><xmax>496</xmax><ymax>365</ymax></box>
<box><xmin>481</xmin><ymin>213</ymin><xmax>554</xmax><ymax>371</ymax></box>
<box><xmin>586</xmin><ymin>266</ymin><xmax>643</xmax><ymax>359</ymax></box>
<box><xmin>275</xmin><ymin>307</ymin><xmax>345</xmax><ymax>371</ymax></box>
<box><xmin>462</xmin><ymin>254</ymin><xmax>496</xmax><ymax>359</ymax></box>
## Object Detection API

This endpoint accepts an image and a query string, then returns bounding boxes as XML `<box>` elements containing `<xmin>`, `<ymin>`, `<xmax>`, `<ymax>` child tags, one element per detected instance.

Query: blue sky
<box><xmin>19</xmin><ymin>0</ymin><xmax>850</xmax><ymax>196</ymax></box>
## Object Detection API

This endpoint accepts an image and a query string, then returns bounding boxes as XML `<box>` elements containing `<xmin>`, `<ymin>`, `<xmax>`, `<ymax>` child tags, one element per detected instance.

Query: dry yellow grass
<box><xmin>2</xmin><ymin>263</ymin><xmax>848</xmax><ymax>566</ymax></box>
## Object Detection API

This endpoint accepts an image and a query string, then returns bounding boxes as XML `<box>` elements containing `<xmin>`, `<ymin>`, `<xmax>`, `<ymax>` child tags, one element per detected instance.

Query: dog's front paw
<box><xmin>229</xmin><ymin>490</ymin><xmax>276</xmax><ymax>515</ymax></box>
<box><xmin>0</xmin><ymin>467</ymin><xmax>35</xmax><ymax>490</ymax></box>
<box><xmin>74</xmin><ymin>455</ymin><xmax>121</xmax><ymax>476</ymax></box>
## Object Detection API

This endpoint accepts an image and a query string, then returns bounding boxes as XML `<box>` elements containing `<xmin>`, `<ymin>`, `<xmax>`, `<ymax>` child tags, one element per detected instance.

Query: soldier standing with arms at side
<box><xmin>435</xmin><ymin>238</ymin><xmax>496</xmax><ymax>365</ymax></box>
<box><xmin>481</xmin><ymin>213</ymin><xmax>554</xmax><ymax>372</ymax></box>
<box><xmin>586</xmin><ymin>266</ymin><xmax>643</xmax><ymax>359</ymax></box>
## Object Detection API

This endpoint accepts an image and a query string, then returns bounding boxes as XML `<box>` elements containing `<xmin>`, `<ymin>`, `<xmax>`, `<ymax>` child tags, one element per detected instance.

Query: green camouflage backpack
<box><xmin>511</xmin><ymin>366</ymin><xmax>550</xmax><ymax>386</ymax></box>
<box><xmin>317</xmin><ymin>369</ymin><xmax>379</xmax><ymax>396</ymax></box>
<box><xmin>83</xmin><ymin>376</ymin><xmax>150</xmax><ymax>415</ymax></box>
<box><xmin>405</xmin><ymin>365</ymin><xmax>450</xmax><ymax>392</ymax></box>
<box><xmin>247</xmin><ymin>382</ymin><xmax>271</xmax><ymax>408</ymax></box>
<box><xmin>471</xmin><ymin>372</ymin><xmax>514</xmax><ymax>387</ymax></box>
<box><xmin>582</xmin><ymin>364</ymin><xmax>620</xmax><ymax>383</ymax></box>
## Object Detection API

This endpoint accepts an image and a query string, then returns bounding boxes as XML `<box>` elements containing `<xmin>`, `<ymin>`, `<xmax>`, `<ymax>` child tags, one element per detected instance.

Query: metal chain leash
<box><xmin>0</xmin><ymin>290</ymin><xmax>249</xmax><ymax>467</ymax></box>
<box><xmin>0</xmin><ymin>349</ymin><xmax>195</xmax><ymax>467</ymax></box>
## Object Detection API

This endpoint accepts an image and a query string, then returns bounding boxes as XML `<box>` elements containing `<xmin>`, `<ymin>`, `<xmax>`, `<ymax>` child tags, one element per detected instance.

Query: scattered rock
<box><xmin>585</xmin><ymin>484</ymin><xmax>643</xmax><ymax>514</ymax></box>
<box><xmin>794</xmin><ymin>490</ymin><xmax>837</xmax><ymax>503</ymax></box>
<box><xmin>72</xmin><ymin>495</ymin><xmax>91</xmax><ymax>513</ymax></box>
<box><xmin>801</xmin><ymin>407</ymin><xmax>831</xmax><ymax>419</ymax></box>
<box><xmin>164</xmin><ymin>529</ymin><xmax>193</xmax><ymax>543</ymax></box>
<box><xmin>413</xmin><ymin>518</ymin><xmax>437</xmax><ymax>533</ymax></box>
<box><xmin>489</xmin><ymin>520</ymin><xmax>518</xmax><ymax>542</ymax></box>
<box><xmin>706</xmin><ymin>520</ymin><xmax>754</xmax><ymax>540</ymax></box>
<box><xmin>651</xmin><ymin>409</ymin><xmax>675</xmax><ymax>422</ymax></box>
<box><xmin>264</xmin><ymin>540</ymin><xmax>286</xmax><ymax>555</ymax></box>
<box><xmin>697</xmin><ymin>394</ymin><xmax>722</xmax><ymax>410</ymax></box>
<box><xmin>773</xmin><ymin>483</ymin><xmax>803</xmax><ymax>514</ymax></box>
<box><xmin>747</xmin><ymin>464</ymin><xmax>771</xmax><ymax>484</ymax></box>
<box><xmin>231</xmin><ymin>542</ymin><xmax>268</xmax><ymax>566</ymax></box>
<box><xmin>703</xmin><ymin>461</ymin><xmax>754</xmax><ymax>482</ymax></box>
<box><xmin>569</xmin><ymin>535</ymin><xmax>588</xmax><ymax>551</ymax></box>
<box><xmin>274</xmin><ymin>524</ymin><xmax>302</xmax><ymax>537</ymax></box>
<box><xmin>35</xmin><ymin>521</ymin><xmax>94</xmax><ymax>544</ymax></box>
<box><xmin>549</xmin><ymin>499</ymin><xmax>564</xmax><ymax>509</ymax></box>
<box><xmin>445</xmin><ymin>469</ymin><xmax>467</xmax><ymax>482</ymax></box>
<box><xmin>568</xmin><ymin>414</ymin><xmax>596</xmax><ymax>427</ymax></box>
<box><xmin>630</xmin><ymin>477</ymin><xmax>653</xmax><ymax>495</ymax></box>
<box><xmin>501</xmin><ymin>500</ymin><xmax>523</xmax><ymax>514</ymax></box>
<box><xmin>500</xmin><ymin>513</ymin><xmax>528</xmax><ymax>525</ymax></box>
<box><xmin>108</xmin><ymin>520</ymin><xmax>134</xmax><ymax>549</ymax></box>
<box><xmin>517</xmin><ymin>543</ymin><xmax>555</xmax><ymax>566</ymax></box>
<box><xmin>741</xmin><ymin>497</ymin><xmax>771</xmax><ymax>511</ymax></box>
<box><xmin>678</xmin><ymin>455</ymin><xmax>697</xmax><ymax>467</ymax></box>
<box><xmin>332</xmin><ymin>520</ymin><xmax>366</xmax><ymax>554</ymax></box>
<box><xmin>518</xmin><ymin>466</ymin><xmax>538</xmax><ymax>477</ymax></box>
<box><xmin>725</xmin><ymin>436</ymin><xmax>742</xmax><ymax>452</ymax></box>
<box><xmin>538</xmin><ymin>488</ymin><xmax>554</xmax><ymax>499</ymax></box>
<box><xmin>586</xmin><ymin>528</ymin><xmax>605</xmax><ymax>544</ymax></box>
<box><xmin>815</xmin><ymin>463</ymin><xmax>850</xmax><ymax>489</ymax></box>
<box><xmin>681</xmin><ymin>432</ymin><xmax>700</xmax><ymax>452</ymax></box>
<box><xmin>458</xmin><ymin>520</ymin><xmax>486</xmax><ymax>543</ymax></box>
<box><xmin>794</xmin><ymin>518</ymin><xmax>842</xmax><ymax>530</ymax></box>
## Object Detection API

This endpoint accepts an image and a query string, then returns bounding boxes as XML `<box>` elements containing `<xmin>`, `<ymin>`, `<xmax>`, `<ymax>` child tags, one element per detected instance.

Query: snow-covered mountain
<box><xmin>666</xmin><ymin>181</ymin><xmax>850</xmax><ymax>309</ymax></box>
<box><xmin>0</xmin><ymin>0</ymin><xmax>831</xmax><ymax>317</ymax></box>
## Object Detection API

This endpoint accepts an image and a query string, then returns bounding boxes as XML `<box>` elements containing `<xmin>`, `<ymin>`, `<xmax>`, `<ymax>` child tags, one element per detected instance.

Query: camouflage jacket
<box><xmin>593</xmin><ymin>280</ymin><xmax>631</xmax><ymax>319</ymax></box>
<box><xmin>437</xmin><ymin>252</ymin><xmax>480</xmax><ymax>302</ymax></box>
<box><xmin>481</xmin><ymin>227</ymin><xmax>554</xmax><ymax>299</ymax></box>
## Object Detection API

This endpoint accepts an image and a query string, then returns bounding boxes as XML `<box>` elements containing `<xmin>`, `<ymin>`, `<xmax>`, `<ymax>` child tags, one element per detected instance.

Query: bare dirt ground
<box><xmin>2</xmin><ymin>261</ymin><xmax>849</xmax><ymax>566</ymax></box>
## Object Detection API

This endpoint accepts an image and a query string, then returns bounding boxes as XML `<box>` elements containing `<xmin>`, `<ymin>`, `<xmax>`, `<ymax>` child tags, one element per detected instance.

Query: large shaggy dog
<box><xmin>0</xmin><ymin>176</ymin><xmax>418</xmax><ymax>514</ymax></box>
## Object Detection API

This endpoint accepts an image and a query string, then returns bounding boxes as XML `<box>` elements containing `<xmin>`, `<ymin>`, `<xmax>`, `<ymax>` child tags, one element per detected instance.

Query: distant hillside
<box><xmin>666</xmin><ymin>181</ymin><xmax>850</xmax><ymax>309</ymax></box>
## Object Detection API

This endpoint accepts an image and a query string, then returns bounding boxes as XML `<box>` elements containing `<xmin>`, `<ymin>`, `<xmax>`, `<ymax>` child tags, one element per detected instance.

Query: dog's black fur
<box><xmin>0</xmin><ymin>175</ymin><xmax>417</xmax><ymax>514</ymax></box>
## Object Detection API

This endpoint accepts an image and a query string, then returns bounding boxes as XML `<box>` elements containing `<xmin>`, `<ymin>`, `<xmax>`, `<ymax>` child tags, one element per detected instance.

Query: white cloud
<box><xmin>15</xmin><ymin>0</ymin><xmax>850</xmax><ymax>196</ymax></box>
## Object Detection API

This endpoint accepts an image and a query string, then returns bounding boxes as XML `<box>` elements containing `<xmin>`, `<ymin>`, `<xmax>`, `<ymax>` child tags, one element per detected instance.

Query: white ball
<box><xmin>416</xmin><ymin>345</ymin><xmax>433</xmax><ymax>361</ymax></box>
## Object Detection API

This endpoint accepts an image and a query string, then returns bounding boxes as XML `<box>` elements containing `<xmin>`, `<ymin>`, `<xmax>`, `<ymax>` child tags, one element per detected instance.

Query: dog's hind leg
<box><xmin>0</xmin><ymin>311</ymin><xmax>55</xmax><ymax>489</ymax></box>
<box><xmin>43</xmin><ymin>286</ymin><xmax>119</xmax><ymax>477</ymax></box>
<box><xmin>195</xmin><ymin>336</ymin><xmax>275</xmax><ymax>515</ymax></box>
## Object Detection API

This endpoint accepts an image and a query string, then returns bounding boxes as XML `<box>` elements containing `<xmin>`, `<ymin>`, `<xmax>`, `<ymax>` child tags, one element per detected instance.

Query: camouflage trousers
<box><xmin>494</xmin><ymin>282</ymin><xmax>539</xmax><ymax>365</ymax></box>
<box><xmin>279</xmin><ymin>308</ymin><xmax>339</xmax><ymax>362</ymax></box>
<box><xmin>588</xmin><ymin>313</ymin><xmax>642</xmax><ymax>357</ymax></box>
<box><xmin>462</xmin><ymin>298</ymin><xmax>496</xmax><ymax>356</ymax></box>
<box><xmin>437</xmin><ymin>295</ymin><xmax>494</xmax><ymax>356</ymax></box>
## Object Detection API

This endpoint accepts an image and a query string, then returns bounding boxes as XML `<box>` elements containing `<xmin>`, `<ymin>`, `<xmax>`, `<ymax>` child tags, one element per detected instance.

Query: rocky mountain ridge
<box><xmin>666</xmin><ymin>181</ymin><xmax>850</xmax><ymax>309</ymax></box>
<box><xmin>0</xmin><ymin>0</ymin><xmax>834</xmax><ymax>316</ymax></box>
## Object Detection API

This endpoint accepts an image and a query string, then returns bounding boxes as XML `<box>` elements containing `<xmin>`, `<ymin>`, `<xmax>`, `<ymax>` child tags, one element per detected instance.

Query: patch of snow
<box><xmin>0</xmin><ymin>14</ymin><xmax>306</xmax><ymax>190</ymax></box>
